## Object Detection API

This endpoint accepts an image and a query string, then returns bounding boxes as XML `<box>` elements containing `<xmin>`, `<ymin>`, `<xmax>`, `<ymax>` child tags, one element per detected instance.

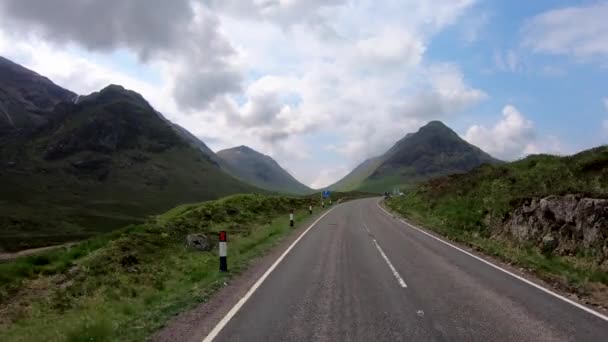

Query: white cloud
<box><xmin>465</xmin><ymin>106</ymin><xmax>569</xmax><ymax>160</ymax></box>
<box><xmin>522</xmin><ymin>2</ymin><xmax>608</xmax><ymax>61</ymax></box>
<box><xmin>465</xmin><ymin>105</ymin><xmax>537</xmax><ymax>160</ymax></box>
<box><xmin>0</xmin><ymin>0</ymin><xmax>243</xmax><ymax>112</ymax></box>
<box><xmin>310</xmin><ymin>166</ymin><xmax>350</xmax><ymax>189</ymax></box>
<box><xmin>355</xmin><ymin>27</ymin><xmax>426</xmax><ymax>67</ymax></box>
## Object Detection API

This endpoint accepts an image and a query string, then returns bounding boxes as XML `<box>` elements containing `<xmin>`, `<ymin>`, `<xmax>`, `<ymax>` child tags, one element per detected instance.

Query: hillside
<box><xmin>0</xmin><ymin>56</ymin><xmax>76</xmax><ymax>132</ymax></box>
<box><xmin>327</xmin><ymin>156</ymin><xmax>382</xmax><ymax>192</ymax></box>
<box><xmin>217</xmin><ymin>145</ymin><xmax>313</xmax><ymax>195</ymax></box>
<box><xmin>386</xmin><ymin>146</ymin><xmax>608</xmax><ymax>304</ymax></box>
<box><xmin>329</xmin><ymin>121</ymin><xmax>499</xmax><ymax>192</ymax></box>
<box><xmin>0</xmin><ymin>58</ymin><xmax>256</xmax><ymax>251</ymax></box>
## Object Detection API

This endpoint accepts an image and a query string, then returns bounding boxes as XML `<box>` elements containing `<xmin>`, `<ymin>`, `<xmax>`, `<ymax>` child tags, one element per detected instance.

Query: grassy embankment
<box><xmin>385</xmin><ymin>147</ymin><xmax>608</xmax><ymax>299</ymax></box>
<box><xmin>0</xmin><ymin>192</ymin><xmax>365</xmax><ymax>341</ymax></box>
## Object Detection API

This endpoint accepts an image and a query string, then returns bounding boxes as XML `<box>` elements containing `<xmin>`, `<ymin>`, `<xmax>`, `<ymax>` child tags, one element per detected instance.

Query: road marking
<box><xmin>376</xmin><ymin>201</ymin><xmax>608</xmax><ymax>323</ymax></box>
<box><xmin>202</xmin><ymin>205</ymin><xmax>340</xmax><ymax>342</ymax></box>
<box><xmin>371</xmin><ymin>237</ymin><xmax>407</xmax><ymax>288</ymax></box>
<box><xmin>362</xmin><ymin>221</ymin><xmax>371</xmax><ymax>233</ymax></box>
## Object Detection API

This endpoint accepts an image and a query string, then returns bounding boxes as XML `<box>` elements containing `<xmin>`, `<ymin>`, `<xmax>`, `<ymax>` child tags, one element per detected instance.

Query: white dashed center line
<box><xmin>371</xmin><ymin>237</ymin><xmax>407</xmax><ymax>288</ymax></box>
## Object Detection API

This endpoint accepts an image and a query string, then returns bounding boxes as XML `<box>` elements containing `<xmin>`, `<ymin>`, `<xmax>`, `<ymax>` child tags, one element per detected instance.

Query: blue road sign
<box><xmin>322</xmin><ymin>190</ymin><xmax>331</xmax><ymax>198</ymax></box>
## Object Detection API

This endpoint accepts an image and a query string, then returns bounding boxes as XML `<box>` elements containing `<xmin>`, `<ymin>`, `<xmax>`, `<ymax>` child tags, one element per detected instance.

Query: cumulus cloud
<box><xmin>204</xmin><ymin>0</ymin><xmax>346</xmax><ymax>28</ymax></box>
<box><xmin>465</xmin><ymin>105</ymin><xmax>536</xmax><ymax>160</ymax></box>
<box><xmin>0</xmin><ymin>0</ymin><xmax>194</xmax><ymax>58</ymax></box>
<box><xmin>465</xmin><ymin>106</ymin><xmax>568</xmax><ymax>160</ymax></box>
<box><xmin>392</xmin><ymin>64</ymin><xmax>487</xmax><ymax>120</ymax></box>
<box><xmin>174</xmin><ymin>68</ymin><xmax>242</xmax><ymax>111</ymax></box>
<box><xmin>355</xmin><ymin>28</ymin><xmax>426</xmax><ymax>68</ymax></box>
<box><xmin>0</xmin><ymin>0</ymin><xmax>242</xmax><ymax>111</ymax></box>
<box><xmin>522</xmin><ymin>2</ymin><xmax>608</xmax><ymax>60</ymax></box>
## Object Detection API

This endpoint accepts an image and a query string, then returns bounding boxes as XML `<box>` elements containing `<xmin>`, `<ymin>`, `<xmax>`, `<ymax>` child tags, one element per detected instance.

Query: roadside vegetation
<box><xmin>385</xmin><ymin>146</ymin><xmax>608</xmax><ymax>305</ymax></box>
<box><xmin>0</xmin><ymin>192</ymin><xmax>368</xmax><ymax>341</ymax></box>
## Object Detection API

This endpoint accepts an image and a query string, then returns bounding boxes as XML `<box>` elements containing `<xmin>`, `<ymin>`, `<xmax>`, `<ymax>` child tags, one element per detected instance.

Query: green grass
<box><xmin>384</xmin><ymin>146</ymin><xmax>608</xmax><ymax>292</ymax></box>
<box><xmin>0</xmin><ymin>193</ymin><xmax>355</xmax><ymax>342</ymax></box>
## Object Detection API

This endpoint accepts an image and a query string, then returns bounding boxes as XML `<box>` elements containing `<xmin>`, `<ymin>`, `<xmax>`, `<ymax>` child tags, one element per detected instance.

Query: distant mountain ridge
<box><xmin>0</xmin><ymin>56</ymin><xmax>256</xmax><ymax>251</ymax></box>
<box><xmin>217</xmin><ymin>145</ymin><xmax>313</xmax><ymax>195</ymax></box>
<box><xmin>328</xmin><ymin>121</ymin><xmax>500</xmax><ymax>192</ymax></box>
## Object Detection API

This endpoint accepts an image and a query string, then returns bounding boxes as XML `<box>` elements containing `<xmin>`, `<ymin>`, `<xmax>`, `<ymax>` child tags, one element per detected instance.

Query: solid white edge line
<box><xmin>376</xmin><ymin>200</ymin><xmax>608</xmax><ymax>323</ymax></box>
<box><xmin>372</xmin><ymin>238</ymin><xmax>408</xmax><ymax>288</ymax></box>
<box><xmin>202</xmin><ymin>205</ymin><xmax>340</xmax><ymax>342</ymax></box>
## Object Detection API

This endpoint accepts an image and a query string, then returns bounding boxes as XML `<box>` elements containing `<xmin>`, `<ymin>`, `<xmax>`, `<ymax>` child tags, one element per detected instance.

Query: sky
<box><xmin>0</xmin><ymin>0</ymin><xmax>607</xmax><ymax>188</ymax></box>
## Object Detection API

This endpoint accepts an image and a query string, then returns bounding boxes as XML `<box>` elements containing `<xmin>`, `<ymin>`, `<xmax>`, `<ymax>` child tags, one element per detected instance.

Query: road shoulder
<box><xmin>151</xmin><ymin>207</ymin><xmax>335</xmax><ymax>342</ymax></box>
<box><xmin>377</xmin><ymin>199</ymin><xmax>608</xmax><ymax>318</ymax></box>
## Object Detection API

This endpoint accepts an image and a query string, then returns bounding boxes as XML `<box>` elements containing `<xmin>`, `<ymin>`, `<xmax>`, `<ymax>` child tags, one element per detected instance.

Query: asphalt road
<box><xmin>209</xmin><ymin>198</ymin><xmax>608</xmax><ymax>342</ymax></box>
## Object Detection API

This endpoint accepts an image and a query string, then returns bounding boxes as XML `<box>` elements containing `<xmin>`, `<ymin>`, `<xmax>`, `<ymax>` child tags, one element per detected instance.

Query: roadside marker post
<box><xmin>290</xmin><ymin>209</ymin><xmax>294</xmax><ymax>227</ymax></box>
<box><xmin>219</xmin><ymin>231</ymin><xmax>228</xmax><ymax>272</ymax></box>
<box><xmin>322</xmin><ymin>201</ymin><xmax>325</xmax><ymax>208</ymax></box>
<box><xmin>309</xmin><ymin>204</ymin><xmax>313</xmax><ymax>214</ymax></box>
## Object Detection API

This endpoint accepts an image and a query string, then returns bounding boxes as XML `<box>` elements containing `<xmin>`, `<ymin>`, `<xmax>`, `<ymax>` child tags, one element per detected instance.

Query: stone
<box><xmin>501</xmin><ymin>195</ymin><xmax>608</xmax><ymax>264</ymax></box>
<box><xmin>541</xmin><ymin>233</ymin><xmax>558</xmax><ymax>253</ymax></box>
<box><xmin>186</xmin><ymin>234</ymin><xmax>212</xmax><ymax>251</ymax></box>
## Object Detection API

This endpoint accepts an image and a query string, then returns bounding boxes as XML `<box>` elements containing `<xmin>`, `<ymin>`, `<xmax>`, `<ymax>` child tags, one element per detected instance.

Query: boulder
<box><xmin>186</xmin><ymin>234</ymin><xmax>212</xmax><ymax>251</ymax></box>
<box><xmin>501</xmin><ymin>195</ymin><xmax>608</xmax><ymax>264</ymax></box>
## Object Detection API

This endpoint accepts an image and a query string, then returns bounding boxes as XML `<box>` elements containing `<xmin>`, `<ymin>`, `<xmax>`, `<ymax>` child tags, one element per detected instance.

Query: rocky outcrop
<box><xmin>186</xmin><ymin>234</ymin><xmax>212</xmax><ymax>251</ymax></box>
<box><xmin>501</xmin><ymin>195</ymin><xmax>608</xmax><ymax>267</ymax></box>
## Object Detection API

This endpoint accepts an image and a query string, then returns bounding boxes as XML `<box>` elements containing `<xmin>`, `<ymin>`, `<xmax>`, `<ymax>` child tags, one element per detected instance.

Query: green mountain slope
<box><xmin>327</xmin><ymin>156</ymin><xmax>382</xmax><ymax>192</ymax></box>
<box><xmin>0</xmin><ymin>59</ymin><xmax>256</xmax><ymax>251</ymax></box>
<box><xmin>360</xmin><ymin>121</ymin><xmax>499</xmax><ymax>191</ymax></box>
<box><xmin>329</xmin><ymin>121</ymin><xmax>499</xmax><ymax>193</ymax></box>
<box><xmin>217</xmin><ymin>145</ymin><xmax>313</xmax><ymax>195</ymax></box>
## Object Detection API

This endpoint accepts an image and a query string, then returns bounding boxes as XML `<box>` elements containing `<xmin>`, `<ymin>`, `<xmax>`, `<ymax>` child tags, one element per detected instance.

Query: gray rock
<box><xmin>541</xmin><ymin>233</ymin><xmax>557</xmax><ymax>253</ymax></box>
<box><xmin>186</xmin><ymin>234</ymin><xmax>212</xmax><ymax>251</ymax></box>
<box><xmin>501</xmin><ymin>195</ymin><xmax>608</xmax><ymax>264</ymax></box>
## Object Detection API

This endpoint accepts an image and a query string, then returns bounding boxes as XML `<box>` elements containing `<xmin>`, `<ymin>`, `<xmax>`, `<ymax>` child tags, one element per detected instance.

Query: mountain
<box><xmin>0</xmin><ymin>57</ymin><xmax>256</xmax><ymax>251</ymax></box>
<box><xmin>328</xmin><ymin>156</ymin><xmax>382</xmax><ymax>192</ymax></box>
<box><xmin>217</xmin><ymin>145</ymin><xmax>313</xmax><ymax>195</ymax></box>
<box><xmin>329</xmin><ymin>121</ymin><xmax>499</xmax><ymax>192</ymax></box>
<box><xmin>153</xmin><ymin>109</ymin><xmax>222</xmax><ymax>166</ymax></box>
<box><xmin>0</xmin><ymin>56</ymin><xmax>76</xmax><ymax>132</ymax></box>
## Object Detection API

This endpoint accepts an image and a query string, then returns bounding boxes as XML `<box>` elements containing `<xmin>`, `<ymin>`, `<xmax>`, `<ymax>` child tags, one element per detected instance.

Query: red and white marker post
<box><xmin>309</xmin><ymin>203</ymin><xmax>313</xmax><ymax>214</ymax></box>
<box><xmin>290</xmin><ymin>209</ymin><xmax>294</xmax><ymax>227</ymax></box>
<box><xmin>219</xmin><ymin>231</ymin><xmax>227</xmax><ymax>272</ymax></box>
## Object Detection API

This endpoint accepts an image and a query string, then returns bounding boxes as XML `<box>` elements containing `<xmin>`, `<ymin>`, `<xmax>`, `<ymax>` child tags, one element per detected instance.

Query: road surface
<box><xmin>207</xmin><ymin>198</ymin><xmax>608</xmax><ymax>341</ymax></box>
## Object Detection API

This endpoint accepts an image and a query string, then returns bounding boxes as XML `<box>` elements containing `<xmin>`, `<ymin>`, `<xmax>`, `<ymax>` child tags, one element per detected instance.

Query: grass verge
<box><xmin>0</xmin><ymin>193</ymin><xmax>345</xmax><ymax>341</ymax></box>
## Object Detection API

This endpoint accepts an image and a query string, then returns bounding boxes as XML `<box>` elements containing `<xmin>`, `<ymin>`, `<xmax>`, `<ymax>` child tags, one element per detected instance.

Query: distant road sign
<box><xmin>322</xmin><ymin>190</ymin><xmax>331</xmax><ymax>198</ymax></box>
